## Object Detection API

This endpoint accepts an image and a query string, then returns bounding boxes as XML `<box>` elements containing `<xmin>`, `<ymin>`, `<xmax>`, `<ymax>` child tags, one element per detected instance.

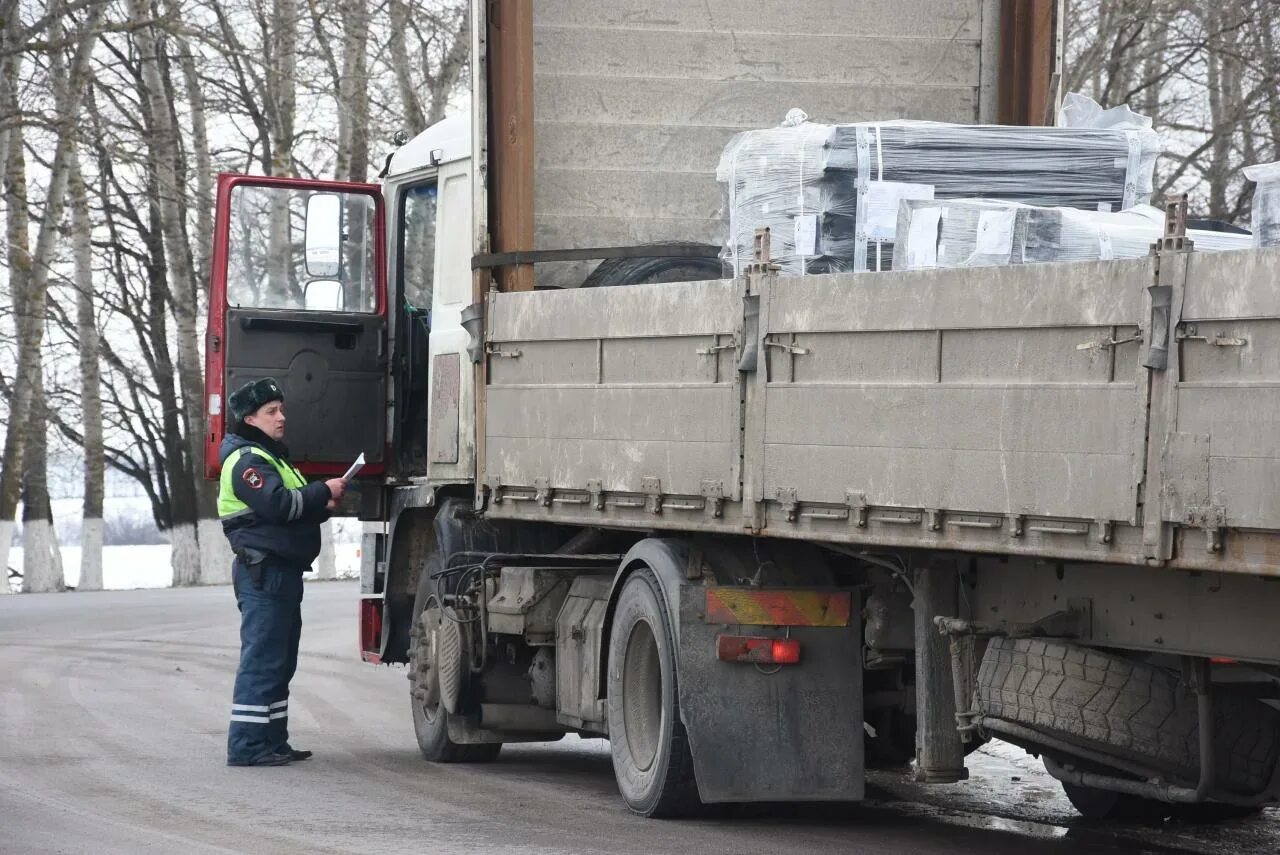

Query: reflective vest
<box><xmin>218</xmin><ymin>445</ymin><xmax>307</xmax><ymax>519</ymax></box>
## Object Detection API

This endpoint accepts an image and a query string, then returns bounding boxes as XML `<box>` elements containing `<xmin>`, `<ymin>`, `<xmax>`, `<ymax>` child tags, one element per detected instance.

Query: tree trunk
<box><xmin>0</xmin><ymin>35</ymin><xmax>28</xmax><ymax>593</ymax></box>
<box><xmin>0</xmin><ymin>2</ymin><xmax>104</xmax><ymax>588</ymax></box>
<box><xmin>386</xmin><ymin>0</ymin><xmax>426</xmax><ymax>134</ymax></box>
<box><xmin>21</xmin><ymin>370</ymin><xmax>65</xmax><ymax>594</ymax></box>
<box><xmin>314</xmin><ymin>518</ymin><xmax>337</xmax><ymax>580</ymax></box>
<box><xmin>334</xmin><ymin>0</ymin><xmax>369</xmax><ymax>182</ymax></box>
<box><xmin>71</xmin><ymin>157</ymin><xmax>105</xmax><ymax>591</ymax></box>
<box><xmin>130</xmin><ymin>0</ymin><xmax>211</xmax><ymax>584</ymax></box>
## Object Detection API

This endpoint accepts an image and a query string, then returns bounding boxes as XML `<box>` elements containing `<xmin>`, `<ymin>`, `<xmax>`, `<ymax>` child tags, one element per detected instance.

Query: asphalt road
<box><xmin>2</xmin><ymin>582</ymin><xmax>1278</xmax><ymax>855</ymax></box>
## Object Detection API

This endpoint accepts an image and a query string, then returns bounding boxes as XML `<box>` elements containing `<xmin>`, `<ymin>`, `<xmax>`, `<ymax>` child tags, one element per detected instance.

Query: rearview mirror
<box><xmin>304</xmin><ymin>279</ymin><xmax>344</xmax><ymax>311</ymax></box>
<box><xmin>304</xmin><ymin>193</ymin><xmax>341</xmax><ymax>278</ymax></box>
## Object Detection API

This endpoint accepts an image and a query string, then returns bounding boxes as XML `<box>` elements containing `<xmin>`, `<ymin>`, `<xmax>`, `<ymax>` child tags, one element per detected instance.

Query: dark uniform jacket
<box><xmin>219</xmin><ymin>427</ymin><xmax>332</xmax><ymax>568</ymax></box>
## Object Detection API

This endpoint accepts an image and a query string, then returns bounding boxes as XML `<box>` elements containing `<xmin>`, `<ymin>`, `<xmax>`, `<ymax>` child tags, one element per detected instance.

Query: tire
<box><xmin>407</xmin><ymin>550</ymin><xmax>501</xmax><ymax>763</ymax></box>
<box><xmin>977</xmin><ymin>637</ymin><xmax>1280</xmax><ymax>796</ymax></box>
<box><xmin>606</xmin><ymin>568</ymin><xmax>699</xmax><ymax>817</ymax></box>
<box><xmin>1060</xmin><ymin>783</ymin><xmax>1165</xmax><ymax>822</ymax></box>
<box><xmin>580</xmin><ymin>249</ymin><xmax>727</xmax><ymax>288</ymax></box>
<box><xmin>1061</xmin><ymin>781</ymin><xmax>1262</xmax><ymax>823</ymax></box>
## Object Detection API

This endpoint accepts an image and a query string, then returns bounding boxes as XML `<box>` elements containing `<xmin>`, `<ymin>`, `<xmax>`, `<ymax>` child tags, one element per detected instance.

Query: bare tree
<box><xmin>71</xmin><ymin>155</ymin><xmax>105</xmax><ymax>591</ymax></box>
<box><xmin>1065</xmin><ymin>0</ymin><xmax>1275</xmax><ymax>221</ymax></box>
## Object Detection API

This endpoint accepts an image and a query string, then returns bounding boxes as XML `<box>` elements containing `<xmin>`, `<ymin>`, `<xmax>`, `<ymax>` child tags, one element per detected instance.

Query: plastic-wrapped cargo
<box><xmin>893</xmin><ymin>199</ymin><xmax>1252</xmax><ymax>271</ymax></box>
<box><xmin>717</xmin><ymin>101</ymin><xmax>1161</xmax><ymax>276</ymax></box>
<box><xmin>1244</xmin><ymin>161</ymin><xmax>1280</xmax><ymax>247</ymax></box>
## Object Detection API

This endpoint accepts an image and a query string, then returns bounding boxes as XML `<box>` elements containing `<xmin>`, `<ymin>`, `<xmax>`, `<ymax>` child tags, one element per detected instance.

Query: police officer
<box><xmin>219</xmin><ymin>377</ymin><xmax>347</xmax><ymax>767</ymax></box>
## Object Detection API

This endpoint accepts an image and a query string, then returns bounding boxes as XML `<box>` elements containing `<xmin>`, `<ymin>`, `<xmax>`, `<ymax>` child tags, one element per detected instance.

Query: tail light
<box><xmin>717</xmin><ymin>634</ymin><xmax>801</xmax><ymax>665</ymax></box>
<box><xmin>359</xmin><ymin>597</ymin><xmax>383</xmax><ymax>663</ymax></box>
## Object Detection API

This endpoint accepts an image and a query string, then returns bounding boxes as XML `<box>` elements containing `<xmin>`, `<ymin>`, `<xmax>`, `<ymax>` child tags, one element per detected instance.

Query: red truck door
<box><xmin>204</xmin><ymin>174</ymin><xmax>388</xmax><ymax>478</ymax></box>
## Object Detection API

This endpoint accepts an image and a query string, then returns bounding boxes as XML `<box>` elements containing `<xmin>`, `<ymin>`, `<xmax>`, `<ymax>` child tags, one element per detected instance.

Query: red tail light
<box><xmin>359</xmin><ymin>598</ymin><xmax>383</xmax><ymax>663</ymax></box>
<box><xmin>717</xmin><ymin>634</ymin><xmax>801</xmax><ymax>665</ymax></box>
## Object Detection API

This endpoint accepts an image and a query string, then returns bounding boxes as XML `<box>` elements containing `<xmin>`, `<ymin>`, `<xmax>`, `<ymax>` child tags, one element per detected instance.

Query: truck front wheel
<box><xmin>407</xmin><ymin>557</ymin><xmax>501</xmax><ymax>763</ymax></box>
<box><xmin>606</xmin><ymin>568</ymin><xmax>699</xmax><ymax>817</ymax></box>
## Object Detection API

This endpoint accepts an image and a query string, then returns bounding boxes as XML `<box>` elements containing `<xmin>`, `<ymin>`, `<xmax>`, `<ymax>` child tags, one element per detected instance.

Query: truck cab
<box><xmin>203</xmin><ymin>115</ymin><xmax>477</xmax><ymax>488</ymax></box>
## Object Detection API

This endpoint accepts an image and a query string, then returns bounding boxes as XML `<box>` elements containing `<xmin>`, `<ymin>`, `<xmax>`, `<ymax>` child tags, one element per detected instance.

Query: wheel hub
<box><xmin>409</xmin><ymin>607</ymin><xmax>441</xmax><ymax>710</ymax></box>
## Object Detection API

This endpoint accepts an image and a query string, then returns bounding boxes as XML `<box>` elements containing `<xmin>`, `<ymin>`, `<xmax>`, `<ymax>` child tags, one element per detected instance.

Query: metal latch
<box><xmin>763</xmin><ymin>336</ymin><xmax>809</xmax><ymax>356</ymax></box>
<box><xmin>1077</xmin><ymin>332</ymin><xmax>1142</xmax><ymax>351</ymax></box>
<box><xmin>696</xmin><ymin>337</ymin><xmax>738</xmax><ymax>356</ymax></box>
<box><xmin>485</xmin><ymin>344</ymin><xmax>522</xmax><ymax>358</ymax></box>
<box><xmin>1176</xmin><ymin>325</ymin><xmax>1246</xmax><ymax>347</ymax></box>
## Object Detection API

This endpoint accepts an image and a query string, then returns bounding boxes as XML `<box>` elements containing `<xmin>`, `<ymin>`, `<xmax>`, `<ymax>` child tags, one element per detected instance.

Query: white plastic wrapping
<box><xmin>894</xmin><ymin>199</ymin><xmax>1251</xmax><ymax>271</ymax></box>
<box><xmin>718</xmin><ymin>107</ymin><xmax>1162</xmax><ymax>276</ymax></box>
<box><xmin>1244</xmin><ymin>161</ymin><xmax>1280</xmax><ymax>248</ymax></box>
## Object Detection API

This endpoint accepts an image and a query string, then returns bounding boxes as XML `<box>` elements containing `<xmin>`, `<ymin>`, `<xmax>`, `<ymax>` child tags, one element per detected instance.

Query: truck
<box><xmin>204</xmin><ymin>0</ymin><xmax>1280</xmax><ymax>821</ymax></box>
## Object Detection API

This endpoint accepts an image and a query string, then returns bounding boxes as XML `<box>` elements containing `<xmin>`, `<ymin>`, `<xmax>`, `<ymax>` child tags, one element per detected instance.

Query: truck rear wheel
<box><xmin>976</xmin><ymin>637</ymin><xmax>1280</xmax><ymax>796</ymax></box>
<box><xmin>606</xmin><ymin>568</ymin><xmax>699</xmax><ymax>817</ymax></box>
<box><xmin>408</xmin><ymin>556</ymin><xmax>501</xmax><ymax>763</ymax></box>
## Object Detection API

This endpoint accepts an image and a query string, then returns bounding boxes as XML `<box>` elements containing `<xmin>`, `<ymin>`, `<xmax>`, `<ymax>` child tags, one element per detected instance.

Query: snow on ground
<box><xmin>6</xmin><ymin>542</ymin><xmax>362</xmax><ymax>592</ymax></box>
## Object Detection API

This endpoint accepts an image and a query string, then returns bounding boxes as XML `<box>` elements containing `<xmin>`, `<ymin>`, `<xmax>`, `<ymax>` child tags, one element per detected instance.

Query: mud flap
<box><xmin>676</xmin><ymin>585</ymin><xmax>864</xmax><ymax>803</ymax></box>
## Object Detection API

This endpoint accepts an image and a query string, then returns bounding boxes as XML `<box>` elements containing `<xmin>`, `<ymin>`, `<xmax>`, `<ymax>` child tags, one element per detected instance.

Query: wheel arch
<box><xmin>596</xmin><ymin>537</ymin><xmax>693</xmax><ymax>701</ymax></box>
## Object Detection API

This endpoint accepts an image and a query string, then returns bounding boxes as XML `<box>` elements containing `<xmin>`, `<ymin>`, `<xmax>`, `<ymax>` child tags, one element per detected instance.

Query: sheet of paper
<box><xmin>341</xmin><ymin>452</ymin><xmax>366</xmax><ymax>482</ymax></box>
<box><xmin>904</xmin><ymin>206</ymin><xmax>942</xmax><ymax>269</ymax></box>
<box><xmin>794</xmin><ymin>214</ymin><xmax>818</xmax><ymax>255</ymax></box>
<box><xmin>864</xmin><ymin>181</ymin><xmax>934</xmax><ymax>241</ymax></box>
<box><xmin>974</xmin><ymin>209</ymin><xmax>1016</xmax><ymax>256</ymax></box>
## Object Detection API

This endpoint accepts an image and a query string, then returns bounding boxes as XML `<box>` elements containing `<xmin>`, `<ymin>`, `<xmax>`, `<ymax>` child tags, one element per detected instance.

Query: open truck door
<box><xmin>204</xmin><ymin>174</ymin><xmax>387</xmax><ymax>479</ymax></box>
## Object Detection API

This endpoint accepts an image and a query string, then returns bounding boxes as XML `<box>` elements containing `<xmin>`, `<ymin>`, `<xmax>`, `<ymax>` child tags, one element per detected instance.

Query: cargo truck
<box><xmin>203</xmin><ymin>0</ymin><xmax>1280</xmax><ymax>820</ymax></box>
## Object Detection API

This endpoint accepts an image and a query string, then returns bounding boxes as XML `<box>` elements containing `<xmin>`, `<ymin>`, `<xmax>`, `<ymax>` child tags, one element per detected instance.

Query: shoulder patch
<box><xmin>242</xmin><ymin>467</ymin><xmax>264</xmax><ymax>490</ymax></box>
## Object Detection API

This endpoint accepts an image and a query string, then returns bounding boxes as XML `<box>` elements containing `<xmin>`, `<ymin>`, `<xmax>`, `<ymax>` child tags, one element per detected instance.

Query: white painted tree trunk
<box><xmin>0</xmin><ymin>520</ymin><xmax>12</xmax><ymax>594</ymax></box>
<box><xmin>198</xmin><ymin>517</ymin><xmax>234</xmax><ymax>585</ymax></box>
<box><xmin>21</xmin><ymin>519</ymin><xmax>64</xmax><ymax>593</ymax></box>
<box><xmin>314</xmin><ymin>519</ymin><xmax>337</xmax><ymax>580</ymax></box>
<box><xmin>170</xmin><ymin>523</ymin><xmax>200</xmax><ymax>587</ymax></box>
<box><xmin>78</xmin><ymin>518</ymin><xmax>104</xmax><ymax>591</ymax></box>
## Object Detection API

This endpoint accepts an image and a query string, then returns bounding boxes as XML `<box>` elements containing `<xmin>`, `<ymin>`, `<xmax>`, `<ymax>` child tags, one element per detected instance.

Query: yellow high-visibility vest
<box><xmin>217</xmin><ymin>445</ymin><xmax>306</xmax><ymax>519</ymax></box>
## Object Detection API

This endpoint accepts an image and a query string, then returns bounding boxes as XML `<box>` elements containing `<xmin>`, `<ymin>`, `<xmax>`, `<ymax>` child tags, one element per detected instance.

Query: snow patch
<box><xmin>78</xmin><ymin>517</ymin><xmax>104</xmax><ymax>591</ymax></box>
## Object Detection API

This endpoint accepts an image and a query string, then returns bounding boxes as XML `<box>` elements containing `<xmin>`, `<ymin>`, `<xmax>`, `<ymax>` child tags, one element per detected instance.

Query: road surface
<box><xmin>2</xmin><ymin>582</ymin><xmax>1277</xmax><ymax>854</ymax></box>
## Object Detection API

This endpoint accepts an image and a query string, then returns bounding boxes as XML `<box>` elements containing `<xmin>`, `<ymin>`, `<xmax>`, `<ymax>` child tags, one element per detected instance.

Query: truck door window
<box><xmin>227</xmin><ymin>184</ymin><xmax>377</xmax><ymax>313</ymax></box>
<box><xmin>399</xmin><ymin>181</ymin><xmax>437</xmax><ymax>311</ymax></box>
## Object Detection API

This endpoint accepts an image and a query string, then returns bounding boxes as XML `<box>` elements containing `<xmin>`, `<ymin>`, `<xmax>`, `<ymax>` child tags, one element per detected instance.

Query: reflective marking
<box><xmin>269</xmin><ymin>711</ymin><xmax>288</xmax><ymax>720</ymax></box>
<box><xmin>269</xmin><ymin>700</ymin><xmax>289</xmax><ymax>709</ymax></box>
<box><xmin>704</xmin><ymin>589</ymin><xmax>852</xmax><ymax>626</ymax></box>
<box><xmin>230</xmin><ymin>714</ymin><xmax>270</xmax><ymax>724</ymax></box>
<box><xmin>232</xmin><ymin>704</ymin><xmax>270</xmax><ymax>713</ymax></box>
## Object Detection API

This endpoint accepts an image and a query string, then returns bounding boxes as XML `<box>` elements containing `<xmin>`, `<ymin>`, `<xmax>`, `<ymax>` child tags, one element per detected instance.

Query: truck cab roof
<box><xmin>387</xmin><ymin>113</ymin><xmax>469</xmax><ymax>178</ymax></box>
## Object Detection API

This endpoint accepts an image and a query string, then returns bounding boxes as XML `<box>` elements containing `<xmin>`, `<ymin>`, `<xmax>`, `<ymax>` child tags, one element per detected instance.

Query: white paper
<box><xmin>794</xmin><ymin>214</ymin><xmax>818</xmax><ymax>255</ymax></box>
<box><xmin>341</xmin><ymin>452</ymin><xmax>366</xmax><ymax>482</ymax></box>
<box><xmin>864</xmin><ymin>181</ymin><xmax>934</xmax><ymax>241</ymax></box>
<box><xmin>974</xmin><ymin>209</ymin><xmax>1015</xmax><ymax>256</ymax></box>
<box><xmin>904</xmin><ymin>206</ymin><xmax>942</xmax><ymax>269</ymax></box>
<box><xmin>1097</xmin><ymin>232</ymin><xmax>1114</xmax><ymax>260</ymax></box>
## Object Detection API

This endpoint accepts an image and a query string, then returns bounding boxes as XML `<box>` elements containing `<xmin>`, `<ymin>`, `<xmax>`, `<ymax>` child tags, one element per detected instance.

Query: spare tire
<box><xmin>976</xmin><ymin>637</ymin><xmax>1280</xmax><ymax>796</ymax></box>
<box><xmin>580</xmin><ymin>246</ymin><xmax>727</xmax><ymax>288</ymax></box>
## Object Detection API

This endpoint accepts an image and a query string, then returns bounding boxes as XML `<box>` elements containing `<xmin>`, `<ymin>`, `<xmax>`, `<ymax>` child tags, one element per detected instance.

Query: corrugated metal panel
<box><xmin>531</xmin><ymin>0</ymin><xmax>998</xmax><ymax>285</ymax></box>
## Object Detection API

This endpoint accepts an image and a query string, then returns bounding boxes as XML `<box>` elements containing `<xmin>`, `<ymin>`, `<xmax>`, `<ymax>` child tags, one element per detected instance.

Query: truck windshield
<box><xmin>226</xmin><ymin>184</ymin><xmax>377</xmax><ymax>313</ymax></box>
<box><xmin>399</xmin><ymin>181</ymin><xmax>437</xmax><ymax>311</ymax></box>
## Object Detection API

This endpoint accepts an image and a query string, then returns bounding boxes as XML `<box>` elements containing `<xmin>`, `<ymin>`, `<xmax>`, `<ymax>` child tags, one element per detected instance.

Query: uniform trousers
<box><xmin>227</xmin><ymin>559</ymin><xmax>304</xmax><ymax>764</ymax></box>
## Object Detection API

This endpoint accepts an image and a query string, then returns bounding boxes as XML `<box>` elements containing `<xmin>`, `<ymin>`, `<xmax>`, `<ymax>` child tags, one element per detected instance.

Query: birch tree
<box><xmin>71</xmin><ymin>157</ymin><xmax>105</xmax><ymax>591</ymax></box>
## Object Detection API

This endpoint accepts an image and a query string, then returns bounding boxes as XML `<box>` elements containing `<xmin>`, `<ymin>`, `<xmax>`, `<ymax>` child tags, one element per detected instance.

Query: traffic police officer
<box><xmin>219</xmin><ymin>378</ymin><xmax>346</xmax><ymax>766</ymax></box>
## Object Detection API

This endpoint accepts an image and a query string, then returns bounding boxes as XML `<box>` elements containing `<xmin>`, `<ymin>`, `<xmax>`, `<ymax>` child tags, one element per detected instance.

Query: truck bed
<box><xmin>481</xmin><ymin>246</ymin><xmax>1280</xmax><ymax>576</ymax></box>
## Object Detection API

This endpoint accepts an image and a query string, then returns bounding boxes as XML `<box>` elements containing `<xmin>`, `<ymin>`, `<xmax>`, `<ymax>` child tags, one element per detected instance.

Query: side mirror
<box><xmin>304</xmin><ymin>193</ymin><xmax>342</xmax><ymax>278</ymax></box>
<box><xmin>304</xmin><ymin>279</ymin><xmax>344</xmax><ymax>311</ymax></box>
